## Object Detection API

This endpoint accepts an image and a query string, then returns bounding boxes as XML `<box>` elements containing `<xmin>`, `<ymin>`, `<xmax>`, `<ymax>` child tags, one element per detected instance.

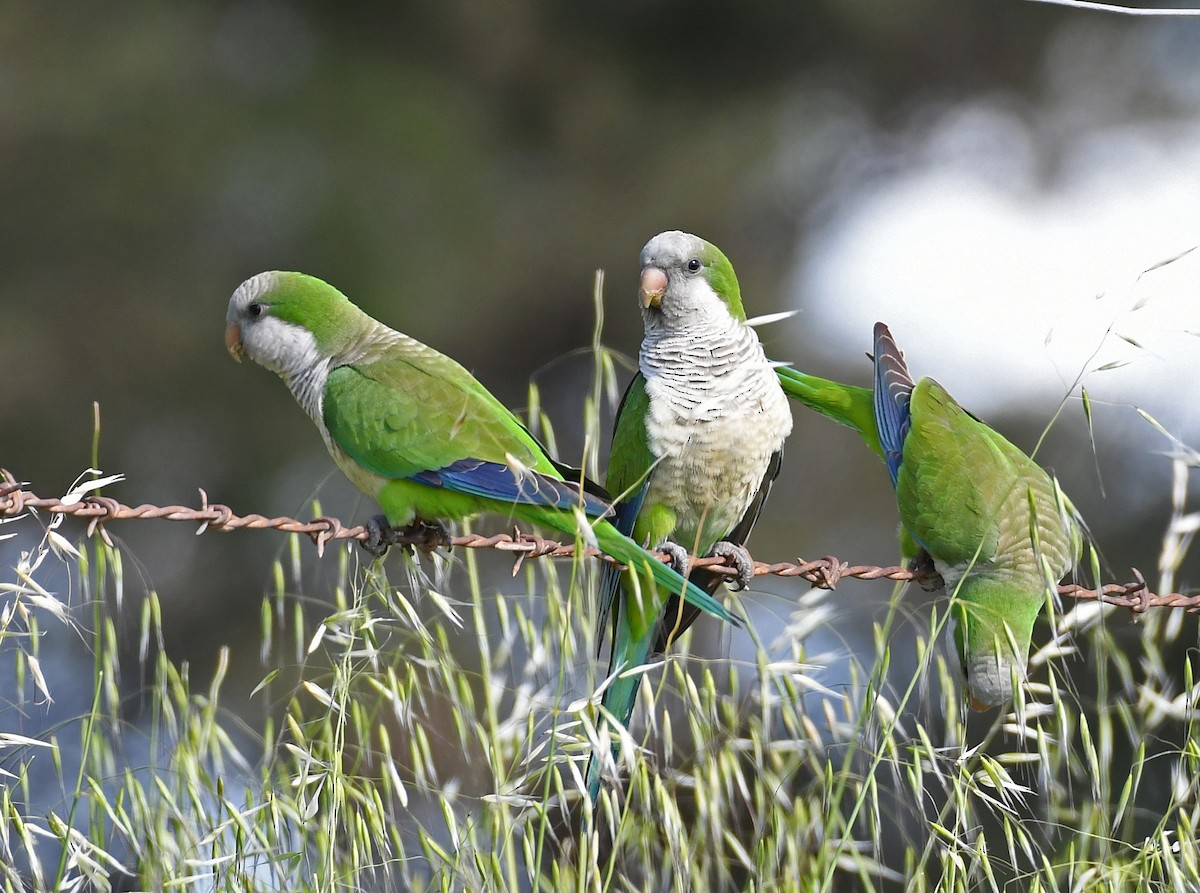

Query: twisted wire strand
<box><xmin>1</xmin><ymin>471</ymin><xmax>1190</xmax><ymax>612</ymax></box>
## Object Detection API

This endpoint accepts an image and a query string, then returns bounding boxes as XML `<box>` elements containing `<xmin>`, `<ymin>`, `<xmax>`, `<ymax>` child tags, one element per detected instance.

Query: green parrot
<box><xmin>774</xmin><ymin>323</ymin><xmax>1081</xmax><ymax>709</ymax></box>
<box><xmin>586</xmin><ymin>232</ymin><xmax>792</xmax><ymax>803</ymax></box>
<box><xmin>224</xmin><ymin>271</ymin><xmax>738</xmax><ymax>629</ymax></box>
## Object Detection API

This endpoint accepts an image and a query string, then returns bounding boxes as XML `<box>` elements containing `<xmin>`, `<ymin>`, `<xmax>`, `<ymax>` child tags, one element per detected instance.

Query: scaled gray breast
<box><xmin>640</xmin><ymin>320</ymin><xmax>792</xmax><ymax>542</ymax></box>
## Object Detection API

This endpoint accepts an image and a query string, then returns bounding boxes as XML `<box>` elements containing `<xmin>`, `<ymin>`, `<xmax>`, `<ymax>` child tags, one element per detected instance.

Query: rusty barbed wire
<box><xmin>2</xmin><ymin>470</ymin><xmax>1196</xmax><ymax>612</ymax></box>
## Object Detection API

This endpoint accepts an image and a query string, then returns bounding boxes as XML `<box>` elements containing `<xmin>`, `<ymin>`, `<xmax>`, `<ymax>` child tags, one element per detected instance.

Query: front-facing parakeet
<box><xmin>587</xmin><ymin>232</ymin><xmax>792</xmax><ymax>803</ymax></box>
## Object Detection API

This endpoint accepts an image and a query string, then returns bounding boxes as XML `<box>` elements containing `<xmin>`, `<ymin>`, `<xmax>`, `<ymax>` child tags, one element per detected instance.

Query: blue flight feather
<box><xmin>872</xmin><ymin>322</ymin><xmax>915</xmax><ymax>487</ymax></box>
<box><xmin>409</xmin><ymin>459</ymin><xmax>611</xmax><ymax>517</ymax></box>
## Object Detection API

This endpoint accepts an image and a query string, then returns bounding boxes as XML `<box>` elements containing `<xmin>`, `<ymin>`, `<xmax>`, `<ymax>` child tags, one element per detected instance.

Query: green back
<box><xmin>899</xmin><ymin>379</ymin><xmax>1076</xmax><ymax>574</ymax></box>
<box><xmin>323</xmin><ymin>340</ymin><xmax>559</xmax><ymax>483</ymax></box>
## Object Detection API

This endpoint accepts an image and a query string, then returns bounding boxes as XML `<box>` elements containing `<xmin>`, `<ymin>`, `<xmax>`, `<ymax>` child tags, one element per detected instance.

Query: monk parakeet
<box><xmin>775</xmin><ymin>323</ymin><xmax>1081</xmax><ymax>709</ymax></box>
<box><xmin>586</xmin><ymin>232</ymin><xmax>792</xmax><ymax>802</ymax></box>
<box><xmin>224</xmin><ymin>271</ymin><xmax>737</xmax><ymax>629</ymax></box>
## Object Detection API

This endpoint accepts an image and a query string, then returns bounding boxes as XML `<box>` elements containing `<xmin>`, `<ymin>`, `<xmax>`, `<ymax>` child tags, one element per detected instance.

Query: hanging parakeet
<box><xmin>225</xmin><ymin>271</ymin><xmax>737</xmax><ymax>628</ymax></box>
<box><xmin>586</xmin><ymin>232</ymin><xmax>792</xmax><ymax>803</ymax></box>
<box><xmin>775</xmin><ymin>324</ymin><xmax>1081</xmax><ymax>709</ymax></box>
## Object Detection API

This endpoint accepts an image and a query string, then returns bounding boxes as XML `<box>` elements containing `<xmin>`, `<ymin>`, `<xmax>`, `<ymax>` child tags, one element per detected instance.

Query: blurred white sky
<box><xmin>794</xmin><ymin>19</ymin><xmax>1200</xmax><ymax>444</ymax></box>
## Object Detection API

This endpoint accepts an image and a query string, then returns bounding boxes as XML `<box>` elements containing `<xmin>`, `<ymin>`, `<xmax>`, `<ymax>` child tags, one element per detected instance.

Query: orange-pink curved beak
<box><xmin>639</xmin><ymin>265</ymin><xmax>668</xmax><ymax>309</ymax></box>
<box><xmin>225</xmin><ymin>320</ymin><xmax>244</xmax><ymax>362</ymax></box>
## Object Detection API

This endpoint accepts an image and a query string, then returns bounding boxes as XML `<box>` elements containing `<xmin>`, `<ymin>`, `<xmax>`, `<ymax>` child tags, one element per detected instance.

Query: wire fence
<box><xmin>2</xmin><ymin>471</ymin><xmax>1194</xmax><ymax>613</ymax></box>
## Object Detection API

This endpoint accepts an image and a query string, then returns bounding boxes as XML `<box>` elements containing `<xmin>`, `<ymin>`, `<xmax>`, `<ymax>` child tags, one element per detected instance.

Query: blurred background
<box><xmin>2</xmin><ymin>0</ymin><xmax>1199</xmax><ymax>828</ymax></box>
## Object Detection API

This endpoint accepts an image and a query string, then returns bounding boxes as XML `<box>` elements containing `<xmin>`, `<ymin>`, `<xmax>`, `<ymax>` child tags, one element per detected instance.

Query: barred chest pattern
<box><xmin>640</xmin><ymin>317</ymin><xmax>792</xmax><ymax>547</ymax></box>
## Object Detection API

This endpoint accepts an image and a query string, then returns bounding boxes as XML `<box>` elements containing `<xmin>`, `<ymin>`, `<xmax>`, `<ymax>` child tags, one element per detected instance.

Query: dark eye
<box><xmin>685</xmin><ymin>258</ymin><xmax>702</xmax><ymax>274</ymax></box>
<box><xmin>247</xmin><ymin>302</ymin><xmax>265</xmax><ymax>319</ymax></box>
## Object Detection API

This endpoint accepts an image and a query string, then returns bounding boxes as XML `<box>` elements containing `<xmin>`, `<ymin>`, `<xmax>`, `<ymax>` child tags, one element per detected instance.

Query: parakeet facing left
<box><xmin>775</xmin><ymin>324</ymin><xmax>1082</xmax><ymax>709</ymax></box>
<box><xmin>225</xmin><ymin>271</ymin><xmax>738</xmax><ymax>628</ymax></box>
<box><xmin>586</xmin><ymin>232</ymin><xmax>792</xmax><ymax>804</ymax></box>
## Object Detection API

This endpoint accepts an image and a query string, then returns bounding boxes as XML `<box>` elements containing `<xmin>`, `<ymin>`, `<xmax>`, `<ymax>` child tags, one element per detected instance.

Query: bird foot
<box><xmin>657</xmin><ymin>540</ymin><xmax>693</xmax><ymax>577</ymax></box>
<box><xmin>362</xmin><ymin>515</ymin><xmax>397</xmax><ymax>558</ymax></box>
<box><xmin>908</xmin><ymin>549</ymin><xmax>943</xmax><ymax>592</ymax></box>
<box><xmin>709</xmin><ymin>540</ymin><xmax>754</xmax><ymax>591</ymax></box>
<box><xmin>405</xmin><ymin>518</ymin><xmax>452</xmax><ymax>553</ymax></box>
<box><xmin>361</xmin><ymin>516</ymin><xmax>451</xmax><ymax>558</ymax></box>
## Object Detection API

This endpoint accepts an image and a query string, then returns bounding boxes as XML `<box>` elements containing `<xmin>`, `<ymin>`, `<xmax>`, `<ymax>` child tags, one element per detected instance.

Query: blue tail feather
<box><xmin>872</xmin><ymin>322</ymin><xmax>914</xmax><ymax>487</ymax></box>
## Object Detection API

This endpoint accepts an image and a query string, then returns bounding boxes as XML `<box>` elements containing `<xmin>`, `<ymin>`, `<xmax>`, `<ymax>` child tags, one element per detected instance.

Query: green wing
<box><xmin>322</xmin><ymin>341</ymin><xmax>557</xmax><ymax>482</ymax></box>
<box><xmin>774</xmin><ymin>365</ymin><xmax>883</xmax><ymax>461</ymax></box>
<box><xmin>606</xmin><ymin>374</ymin><xmax>655</xmax><ymax>512</ymax></box>
<box><xmin>596</xmin><ymin>374</ymin><xmax>656</xmax><ymax>642</ymax></box>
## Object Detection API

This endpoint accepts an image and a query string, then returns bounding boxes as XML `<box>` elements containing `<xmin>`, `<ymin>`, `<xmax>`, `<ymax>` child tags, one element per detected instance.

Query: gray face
<box><xmin>225</xmin><ymin>271</ymin><xmax>316</xmax><ymax>377</ymax></box>
<box><xmin>638</xmin><ymin>231</ymin><xmax>727</xmax><ymax>326</ymax></box>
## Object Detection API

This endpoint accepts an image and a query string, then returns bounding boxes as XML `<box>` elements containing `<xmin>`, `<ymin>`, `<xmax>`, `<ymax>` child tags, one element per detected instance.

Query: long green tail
<box><xmin>515</xmin><ymin>507</ymin><xmax>738</xmax><ymax>626</ymax></box>
<box><xmin>593</xmin><ymin>521</ymin><xmax>738</xmax><ymax>626</ymax></box>
<box><xmin>774</xmin><ymin>365</ymin><xmax>884</xmax><ymax>461</ymax></box>
<box><xmin>585</xmin><ymin>620</ymin><xmax>654</xmax><ymax>804</ymax></box>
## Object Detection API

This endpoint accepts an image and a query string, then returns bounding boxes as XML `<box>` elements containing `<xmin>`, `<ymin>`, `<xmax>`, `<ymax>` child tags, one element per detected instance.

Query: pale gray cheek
<box><xmin>241</xmin><ymin>327</ymin><xmax>279</xmax><ymax>372</ymax></box>
<box><xmin>246</xmin><ymin>318</ymin><xmax>319</xmax><ymax>372</ymax></box>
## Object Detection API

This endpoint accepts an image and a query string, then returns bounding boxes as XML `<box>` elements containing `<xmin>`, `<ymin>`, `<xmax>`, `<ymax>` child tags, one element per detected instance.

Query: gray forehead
<box><xmin>640</xmin><ymin>230</ymin><xmax>702</xmax><ymax>267</ymax></box>
<box><xmin>228</xmin><ymin>271</ymin><xmax>279</xmax><ymax>316</ymax></box>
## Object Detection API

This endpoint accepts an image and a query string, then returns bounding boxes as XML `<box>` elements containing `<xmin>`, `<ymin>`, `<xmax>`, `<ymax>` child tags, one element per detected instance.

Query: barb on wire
<box><xmin>2</xmin><ymin>470</ymin><xmax>1196</xmax><ymax>613</ymax></box>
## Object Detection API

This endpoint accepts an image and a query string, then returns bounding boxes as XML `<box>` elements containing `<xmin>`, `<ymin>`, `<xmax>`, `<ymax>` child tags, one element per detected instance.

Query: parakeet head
<box><xmin>226</xmin><ymin>271</ymin><xmax>357</xmax><ymax>374</ymax></box>
<box><xmin>638</xmin><ymin>230</ymin><xmax>746</xmax><ymax>325</ymax></box>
